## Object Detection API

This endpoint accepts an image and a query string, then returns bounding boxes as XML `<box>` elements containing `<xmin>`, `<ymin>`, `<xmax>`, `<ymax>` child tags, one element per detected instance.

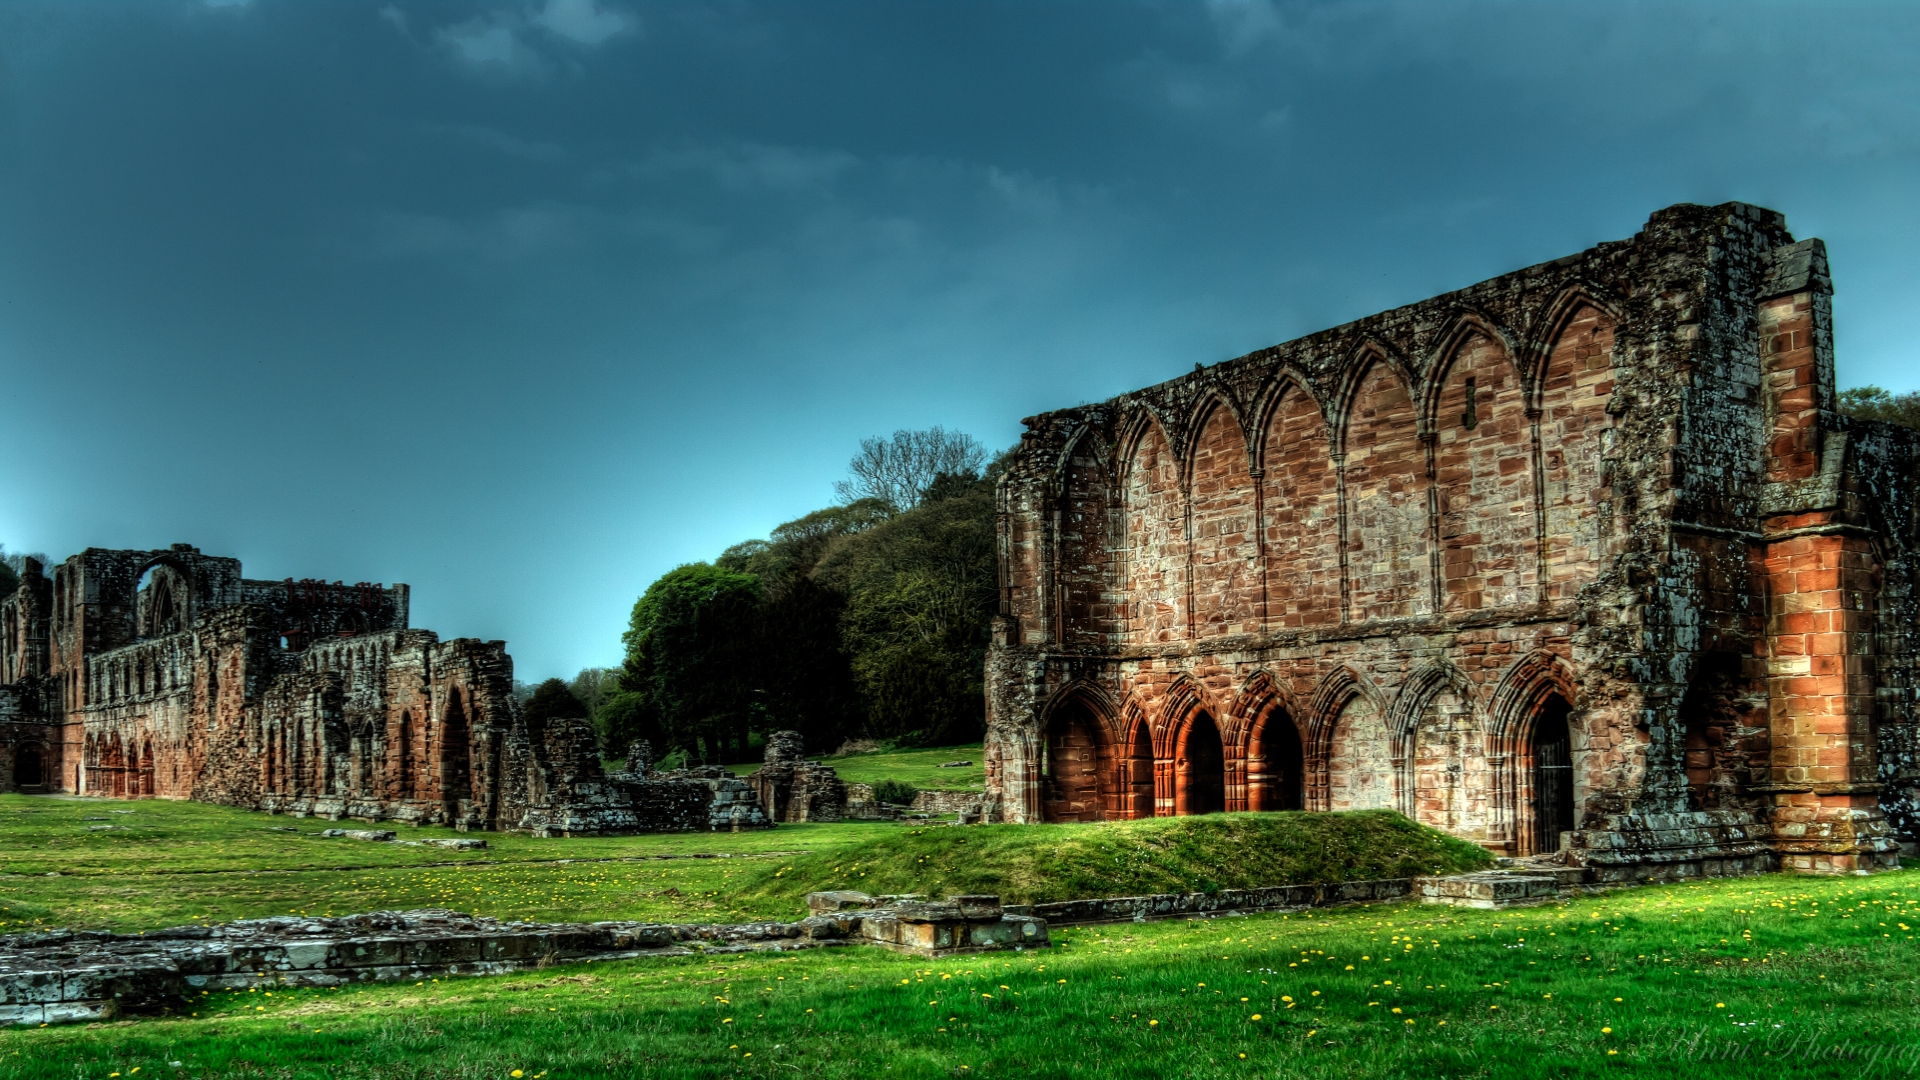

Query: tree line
<box><xmin>549</xmin><ymin>427</ymin><xmax>1004</xmax><ymax>764</ymax></box>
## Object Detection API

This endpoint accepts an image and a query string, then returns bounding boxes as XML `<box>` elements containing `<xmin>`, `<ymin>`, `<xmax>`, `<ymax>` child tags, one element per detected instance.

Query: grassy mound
<box><xmin>739</xmin><ymin>810</ymin><xmax>1494</xmax><ymax>908</ymax></box>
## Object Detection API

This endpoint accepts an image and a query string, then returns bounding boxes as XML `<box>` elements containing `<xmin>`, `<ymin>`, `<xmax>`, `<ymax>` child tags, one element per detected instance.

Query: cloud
<box><xmin>433</xmin><ymin>124</ymin><xmax>564</xmax><ymax>161</ymax></box>
<box><xmin>377</xmin><ymin>5</ymin><xmax>408</xmax><ymax>34</ymax></box>
<box><xmin>362</xmin><ymin>203</ymin><xmax>722</xmax><ymax>263</ymax></box>
<box><xmin>532</xmin><ymin>0</ymin><xmax>630</xmax><ymax>46</ymax></box>
<box><xmin>436</xmin><ymin>15</ymin><xmax>547</xmax><ymax>76</ymax></box>
<box><xmin>1206</xmin><ymin>0</ymin><xmax>1283</xmax><ymax>55</ymax></box>
<box><xmin>632</xmin><ymin>142</ymin><xmax>859</xmax><ymax>194</ymax></box>
<box><xmin>202</xmin><ymin>0</ymin><xmax>252</xmax><ymax>8</ymax></box>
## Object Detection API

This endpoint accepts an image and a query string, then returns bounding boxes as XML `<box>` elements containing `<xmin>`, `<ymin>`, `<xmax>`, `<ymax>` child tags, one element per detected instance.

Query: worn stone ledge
<box><xmin>1019</xmin><ymin>877</ymin><xmax>1413</xmax><ymax>925</ymax></box>
<box><xmin>0</xmin><ymin>899</ymin><xmax>1050</xmax><ymax>1027</ymax></box>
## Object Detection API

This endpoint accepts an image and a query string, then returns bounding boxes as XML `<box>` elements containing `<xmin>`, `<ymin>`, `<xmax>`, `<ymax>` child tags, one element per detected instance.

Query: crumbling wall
<box><xmin>0</xmin><ymin>544</ymin><xmax>753</xmax><ymax>836</ymax></box>
<box><xmin>987</xmin><ymin>201</ymin><xmax>1920</xmax><ymax>875</ymax></box>
<box><xmin>744</xmin><ymin>731</ymin><xmax>847</xmax><ymax>823</ymax></box>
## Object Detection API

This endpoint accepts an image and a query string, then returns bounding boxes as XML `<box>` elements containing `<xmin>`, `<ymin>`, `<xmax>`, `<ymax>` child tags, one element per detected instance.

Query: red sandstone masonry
<box><xmin>985</xmin><ymin>202</ymin><xmax>1917</xmax><ymax>876</ymax></box>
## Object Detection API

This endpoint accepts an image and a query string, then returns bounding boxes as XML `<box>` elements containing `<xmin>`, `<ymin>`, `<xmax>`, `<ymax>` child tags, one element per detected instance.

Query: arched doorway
<box><xmin>395</xmin><ymin>710</ymin><xmax>414</xmax><ymax>799</ymax></box>
<box><xmin>14</xmin><ymin>744</ymin><xmax>45</xmax><ymax>790</ymax></box>
<box><xmin>1126</xmin><ymin>720</ymin><xmax>1155</xmax><ymax>819</ymax></box>
<box><xmin>1247</xmin><ymin>709</ymin><xmax>1304</xmax><ymax>811</ymax></box>
<box><xmin>1042</xmin><ymin>698</ymin><xmax>1107</xmax><ymax>822</ymax></box>
<box><xmin>1530</xmin><ymin>695</ymin><xmax>1576</xmax><ymax>853</ymax></box>
<box><xmin>136</xmin><ymin>563</ymin><xmax>191</xmax><ymax>639</ymax></box>
<box><xmin>1175</xmin><ymin>712</ymin><xmax>1225</xmax><ymax>815</ymax></box>
<box><xmin>441</xmin><ymin>688</ymin><xmax>472</xmax><ymax>816</ymax></box>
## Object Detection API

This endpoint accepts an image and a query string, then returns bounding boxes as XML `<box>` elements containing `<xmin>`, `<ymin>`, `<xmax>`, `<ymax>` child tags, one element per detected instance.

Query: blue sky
<box><xmin>1</xmin><ymin>1</ymin><xmax>1916</xmax><ymax>680</ymax></box>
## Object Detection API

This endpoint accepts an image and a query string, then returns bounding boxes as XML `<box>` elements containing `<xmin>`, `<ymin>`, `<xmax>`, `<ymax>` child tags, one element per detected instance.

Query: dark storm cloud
<box><xmin>1</xmin><ymin>1</ymin><xmax>1915</xmax><ymax>678</ymax></box>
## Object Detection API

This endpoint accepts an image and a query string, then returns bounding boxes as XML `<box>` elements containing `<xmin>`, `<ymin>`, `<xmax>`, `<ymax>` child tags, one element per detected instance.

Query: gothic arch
<box><xmin>1329</xmin><ymin>340</ymin><xmax>1417</xmax><ymax>458</ymax></box>
<box><xmin>1039</xmin><ymin>680</ymin><xmax>1122</xmax><ymax>823</ymax></box>
<box><xmin>1487</xmin><ymin>650</ymin><xmax>1577</xmax><ymax>747</ymax></box>
<box><xmin>134</xmin><ymin>558</ymin><xmax>194</xmax><ymax>640</ymax></box>
<box><xmin>1155</xmin><ymin>674</ymin><xmax>1214</xmax><ymax>755</ymax></box>
<box><xmin>1420</xmin><ymin>309</ymin><xmax>1523</xmax><ymax>426</ymax></box>
<box><xmin>1485</xmin><ymin>649</ymin><xmax>1580</xmax><ymax>854</ymax></box>
<box><xmin>1523</xmin><ymin>283</ymin><xmax>1624</xmax><ymax>411</ymax></box>
<box><xmin>1308</xmin><ymin>665</ymin><xmax>1391</xmax><ymax>812</ymax></box>
<box><xmin>1039</xmin><ymin>679</ymin><xmax>1124</xmax><ymax>745</ymax></box>
<box><xmin>1114</xmin><ymin>404</ymin><xmax>1184</xmax><ymax>488</ymax></box>
<box><xmin>1049</xmin><ymin>422</ymin><xmax>1115</xmax><ymax>494</ymax></box>
<box><xmin>1245</xmin><ymin>367</ymin><xmax>1328</xmax><ymax>473</ymax></box>
<box><xmin>1180</xmin><ymin>390</ymin><xmax>1256</xmax><ymax>487</ymax></box>
<box><xmin>1388</xmin><ymin>660</ymin><xmax>1472</xmax><ymax>739</ymax></box>
<box><xmin>1234</xmin><ymin>671</ymin><xmax>1306</xmax><ymax>812</ymax></box>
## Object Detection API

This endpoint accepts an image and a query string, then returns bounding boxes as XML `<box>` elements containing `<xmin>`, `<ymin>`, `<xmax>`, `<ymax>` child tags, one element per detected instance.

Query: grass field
<box><xmin>4</xmin><ymin>865</ymin><xmax>1917</xmax><ymax>1078</ymax></box>
<box><xmin>0</xmin><ymin>796</ymin><xmax>897</xmax><ymax>932</ymax></box>
<box><xmin>0</xmin><ymin>799</ymin><xmax>1484</xmax><ymax>932</ymax></box>
<box><xmin>738</xmin><ymin>810</ymin><xmax>1494</xmax><ymax>906</ymax></box>
<box><xmin>726</xmin><ymin>743</ymin><xmax>986</xmax><ymax>793</ymax></box>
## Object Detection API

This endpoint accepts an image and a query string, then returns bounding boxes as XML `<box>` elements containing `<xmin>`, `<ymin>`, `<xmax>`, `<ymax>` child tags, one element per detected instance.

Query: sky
<box><xmin>1</xmin><ymin>1</ymin><xmax>1917</xmax><ymax>681</ymax></box>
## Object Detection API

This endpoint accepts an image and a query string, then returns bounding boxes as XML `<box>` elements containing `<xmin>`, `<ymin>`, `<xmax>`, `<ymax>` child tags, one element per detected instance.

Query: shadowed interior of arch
<box><xmin>1247</xmin><ymin>707</ymin><xmax>1304</xmax><ymax>811</ymax></box>
<box><xmin>1042</xmin><ymin>697</ymin><xmax>1108</xmax><ymax>823</ymax></box>
<box><xmin>441</xmin><ymin>688</ymin><xmax>471</xmax><ymax>812</ymax></box>
<box><xmin>1175</xmin><ymin>711</ymin><xmax>1225</xmax><ymax>815</ymax></box>
<box><xmin>13</xmin><ymin>744</ymin><xmax>44</xmax><ymax>789</ymax></box>
<box><xmin>1530</xmin><ymin>693</ymin><xmax>1576</xmax><ymax>853</ymax></box>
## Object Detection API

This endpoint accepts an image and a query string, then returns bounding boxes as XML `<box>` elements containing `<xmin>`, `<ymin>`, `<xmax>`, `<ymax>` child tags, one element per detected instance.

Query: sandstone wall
<box><xmin>987</xmin><ymin>202</ymin><xmax>1920</xmax><ymax>875</ymax></box>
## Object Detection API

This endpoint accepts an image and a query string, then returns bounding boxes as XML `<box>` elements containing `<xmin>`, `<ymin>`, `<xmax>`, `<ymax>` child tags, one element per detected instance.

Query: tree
<box><xmin>619</xmin><ymin>563</ymin><xmax>764</xmax><ymax>763</ymax></box>
<box><xmin>826</xmin><ymin>473</ymin><xmax>1000</xmax><ymax>745</ymax></box>
<box><xmin>0</xmin><ymin>546</ymin><xmax>49</xmax><ymax>600</ymax></box>
<box><xmin>833</xmin><ymin>427</ymin><xmax>987</xmax><ymax>510</ymax></box>
<box><xmin>1839</xmin><ymin>385</ymin><xmax>1920</xmax><ymax>431</ymax></box>
<box><xmin>523</xmin><ymin>678</ymin><xmax>588</xmax><ymax>733</ymax></box>
<box><xmin>568</xmin><ymin>667</ymin><xmax>620</xmax><ymax>715</ymax></box>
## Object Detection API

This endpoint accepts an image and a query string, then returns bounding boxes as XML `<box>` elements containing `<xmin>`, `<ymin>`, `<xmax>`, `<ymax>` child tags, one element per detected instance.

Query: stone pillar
<box><xmin>1756</xmin><ymin>260</ymin><xmax>1896</xmax><ymax>872</ymax></box>
<box><xmin>1761</xmin><ymin>531</ymin><xmax>1895</xmax><ymax>871</ymax></box>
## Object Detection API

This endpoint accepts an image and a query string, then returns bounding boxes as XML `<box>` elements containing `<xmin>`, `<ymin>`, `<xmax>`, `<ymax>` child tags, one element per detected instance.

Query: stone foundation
<box><xmin>0</xmin><ymin>898</ymin><xmax>1049</xmax><ymax>1026</ymax></box>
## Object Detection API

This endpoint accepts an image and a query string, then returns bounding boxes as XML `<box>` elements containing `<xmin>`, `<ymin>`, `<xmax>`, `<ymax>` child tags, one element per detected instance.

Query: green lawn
<box><xmin>0</xmin><ymin>795</ymin><xmax>899</xmax><ymax>931</ymax></box>
<box><xmin>5</xmin><ymin>867</ymin><xmax>1917</xmax><ymax>1078</ymax></box>
<box><xmin>728</xmin><ymin>743</ymin><xmax>986</xmax><ymax>792</ymax></box>
<box><xmin>739</xmin><ymin>811</ymin><xmax>1493</xmax><ymax>907</ymax></box>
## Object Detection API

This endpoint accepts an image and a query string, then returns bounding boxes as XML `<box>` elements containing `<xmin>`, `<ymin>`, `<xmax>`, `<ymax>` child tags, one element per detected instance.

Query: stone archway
<box><xmin>441</xmin><ymin>688</ymin><xmax>472</xmax><ymax>818</ymax></box>
<box><xmin>1042</xmin><ymin>697</ymin><xmax>1109</xmax><ymax>823</ymax></box>
<box><xmin>1247</xmin><ymin>707</ymin><xmax>1304</xmax><ymax>811</ymax></box>
<box><xmin>14</xmin><ymin>744</ymin><xmax>45</xmax><ymax>790</ymax></box>
<box><xmin>1175</xmin><ymin>712</ymin><xmax>1226</xmax><ymax>815</ymax></box>
<box><xmin>1125</xmin><ymin>719</ymin><xmax>1155</xmax><ymax>819</ymax></box>
<box><xmin>1530</xmin><ymin>694</ymin><xmax>1576</xmax><ymax>853</ymax></box>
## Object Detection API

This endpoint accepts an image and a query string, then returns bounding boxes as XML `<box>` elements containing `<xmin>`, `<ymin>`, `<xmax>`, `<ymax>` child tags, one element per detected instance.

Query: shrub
<box><xmin>873</xmin><ymin>779</ymin><xmax>919</xmax><ymax>806</ymax></box>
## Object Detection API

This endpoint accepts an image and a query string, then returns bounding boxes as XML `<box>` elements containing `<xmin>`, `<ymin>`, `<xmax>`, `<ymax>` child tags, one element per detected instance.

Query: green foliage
<box><xmin>741</xmin><ymin>811</ymin><xmax>1494</xmax><ymax>907</ymax></box>
<box><xmin>0</xmin><ymin>545</ymin><xmax>43</xmax><ymax>599</ymax></box>
<box><xmin>619</xmin><ymin>563</ymin><xmax>765</xmax><ymax>762</ymax></box>
<box><xmin>1839</xmin><ymin>384</ymin><xmax>1920</xmax><ymax>430</ymax></box>
<box><xmin>522</xmin><ymin>678</ymin><xmax>588</xmax><ymax>733</ymax></box>
<box><xmin>568</xmin><ymin>667</ymin><xmax>619</xmax><ymax>712</ymax></box>
<box><xmin>592</xmin><ymin>687</ymin><xmax>660</xmax><ymax>758</ymax></box>
<box><xmin>614</xmin><ymin>431</ymin><xmax>1006</xmax><ymax>757</ymax></box>
<box><xmin>826</xmin><ymin>474</ymin><xmax>998</xmax><ymax>744</ymax></box>
<box><xmin>22</xmin><ymin>869</ymin><xmax>1920</xmax><ymax>1079</ymax></box>
<box><xmin>872</xmin><ymin>778</ymin><xmax>919</xmax><ymax>806</ymax></box>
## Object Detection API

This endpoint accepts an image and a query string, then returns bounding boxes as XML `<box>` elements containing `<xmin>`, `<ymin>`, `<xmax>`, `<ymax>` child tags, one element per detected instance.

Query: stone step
<box><xmin>1414</xmin><ymin>869</ymin><xmax>1587</xmax><ymax>909</ymax></box>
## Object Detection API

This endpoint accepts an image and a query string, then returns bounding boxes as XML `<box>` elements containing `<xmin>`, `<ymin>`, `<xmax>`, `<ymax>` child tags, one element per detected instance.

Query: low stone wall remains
<box><xmin>0</xmin><ymin>896</ymin><xmax>1048</xmax><ymax>1026</ymax></box>
<box><xmin>1022</xmin><ymin>877</ymin><xmax>1412</xmax><ymax>924</ymax></box>
<box><xmin>909</xmin><ymin>790</ymin><xmax>984</xmax><ymax>815</ymax></box>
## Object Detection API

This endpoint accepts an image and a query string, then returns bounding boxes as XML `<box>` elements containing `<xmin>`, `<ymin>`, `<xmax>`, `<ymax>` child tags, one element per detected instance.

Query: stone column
<box><xmin>1756</xmin><ymin>263</ymin><xmax>1897</xmax><ymax>872</ymax></box>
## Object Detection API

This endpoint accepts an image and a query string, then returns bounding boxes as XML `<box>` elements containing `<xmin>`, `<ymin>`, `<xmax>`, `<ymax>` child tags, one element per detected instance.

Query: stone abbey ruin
<box><xmin>4</xmin><ymin>200</ymin><xmax>1918</xmax><ymax>883</ymax></box>
<box><xmin>0</xmin><ymin>547</ymin><xmax>780</xmax><ymax>835</ymax></box>
<box><xmin>985</xmin><ymin>201</ymin><xmax>1920</xmax><ymax>877</ymax></box>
